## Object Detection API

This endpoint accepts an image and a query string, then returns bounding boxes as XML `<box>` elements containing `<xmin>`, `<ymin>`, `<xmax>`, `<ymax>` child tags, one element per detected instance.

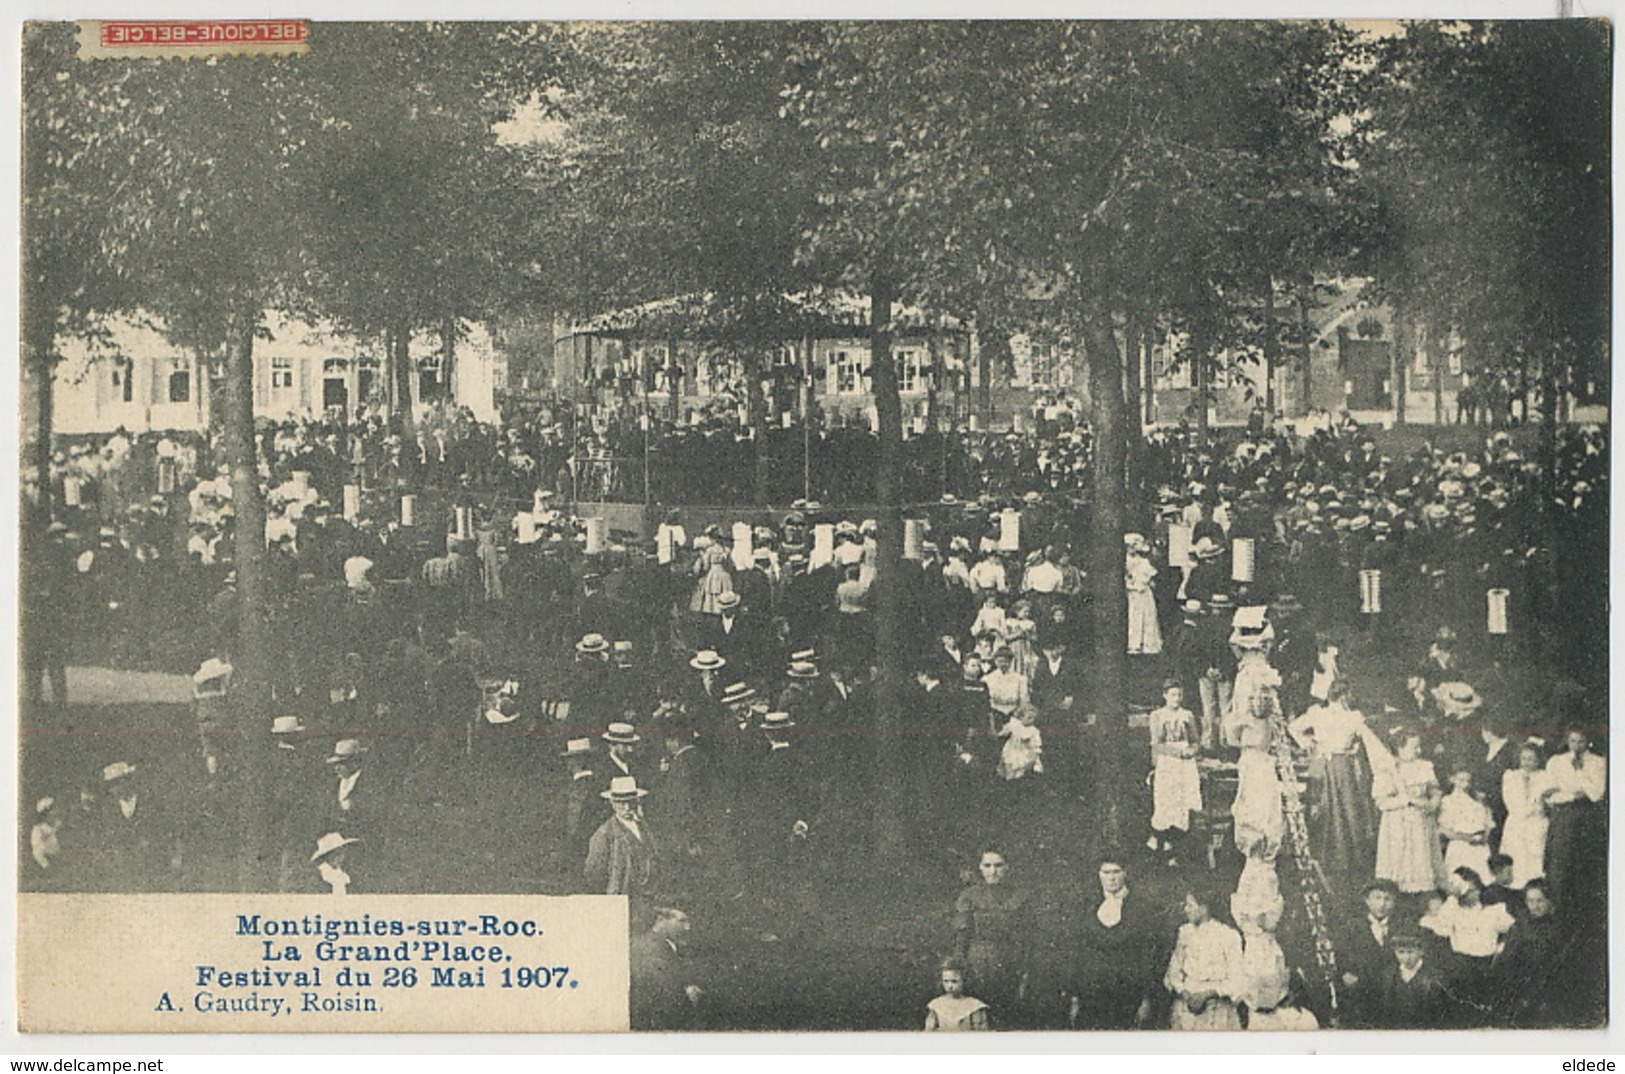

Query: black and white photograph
<box><xmin>15</xmin><ymin>17</ymin><xmax>1610</xmax><ymax>1035</ymax></box>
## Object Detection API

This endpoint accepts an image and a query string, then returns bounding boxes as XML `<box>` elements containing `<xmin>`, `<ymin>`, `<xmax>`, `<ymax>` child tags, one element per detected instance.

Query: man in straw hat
<box><xmin>88</xmin><ymin>760</ymin><xmax>180</xmax><ymax>892</ymax></box>
<box><xmin>601</xmin><ymin>721</ymin><xmax>648</xmax><ymax>786</ymax></box>
<box><xmin>585</xmin><ymin>776</ymin><xmax>658</xmax><ymax>897</ymax></box>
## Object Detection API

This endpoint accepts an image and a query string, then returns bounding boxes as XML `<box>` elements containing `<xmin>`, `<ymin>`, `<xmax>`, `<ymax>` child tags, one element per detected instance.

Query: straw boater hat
<box><xmin>689</xmin><ymin>649</ymin><xmax>726</xmax><ymax>671</ymax></box>
<box><xmin>720</xmin><ymin>682</ymin><xmax>756</xmax><ymax>707</ymax></box>
<box><xmin>716</xmin><ymin>592</ymin><xmax>741</xmax><ymax>611</ymax></box>
<box><xmin>601</xmin><ymin>775</ymin><xmax>649</xmax><ymax>801</ymax></box>
<box><xmin>101</xmin><ymin>761</ymin><xmax>137</xmax><ymax>784</ymax></box>
<box><xmin>1207</xmin><ymin>593</ymin><xmax>1235</xmax><ymax>610</ymax></box>
<box><xmin>560</xmin><ymin>737</ymin><xmax>593</xmax><ymax>758</ymax></box>
<box><xmin>1436</xmin><ymin>682</ymin><xmax>1483</xmax><ymax>717</ymax></box>
<box><xmin>326</xmin><ymin>739</ymin><xmax>367</xmax><ymax>765</ymax></box>
<box><xmin>576</xmin><ymin>632</ymin><xmax>610</xmax><ymax>655</ymax></box>
<box><xmin>761</xmin><ymin>711</ymin><xmax>796</xmax><ymax>731</ymax></box>
<box><xmin>787</xmin><ymin>660</ymin><xmax>819</xmax><ymax>680</ymax></box>
<box><xmin>311</xmin><ymin>832</ymin><xmax>360</xmax><ymax>864</ymax></box>
<box><xmin>270</xmin><ymin>715</ymin><xmax>306</xmax><ymax>735</ymax></box>
<box><xmin>1193</xmin><ymin>536</ymin><xmax>1224</xmax><ymax>559</ymax></box>
<box><xmin>601</xmin><ymin>722</ymin><xmax>640</xmax><ymax>745</ymax></box>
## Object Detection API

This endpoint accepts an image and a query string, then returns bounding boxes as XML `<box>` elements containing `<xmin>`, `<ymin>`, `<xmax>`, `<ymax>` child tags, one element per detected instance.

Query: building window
<box><xmin>896</xmin><ymin>348</ymin><xmax>927</xmax><ymax>393</ymax></box>
<box><xmin>323</xmin><ymin>358</ymin><xmax>348</xmax><ymax>376</ymax></box>
<box><xmin>641</xmin><ymin>346</ymin><xmax>666</xmax><ymax>392</ymax></box>
<box><xmin>114</xmin><ymin>360</ymin><xmax>134</xmax><ymax>403</ymax></box>
<box><xmin>168</xmin><ymin>367</ymin><xmax>191</xmax><ymax>403</ymax></box>
<box><xmin>1447</xmin><ymin>349</ymin><xmax>1463</xmax><ymax>376</ymax></box>
<box><xmin>1028</xmin><ymin>344</ymin><xmax>1056</xmax><ymax>388</ymax></box>
<box><xmin>832</xmin><ymin>351</ymin><xmax>863</xmax><ymax>394</ymax></box>
<box><xmin>271</xmin><ymin>357</ymin><xmax>294</xmax><ymax>391</ymax></box>
<box><xmin>773</xmin><ymin>345</ymin><xmax>796</xmax><ymax>368</ymax></box>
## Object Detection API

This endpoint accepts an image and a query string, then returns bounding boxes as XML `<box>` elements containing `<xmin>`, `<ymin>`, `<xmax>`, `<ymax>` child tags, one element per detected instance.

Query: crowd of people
<box><xmin>19</xmin><ymin>401</ymin><xmax>1608</xmax><ymax>1031</ymax></box>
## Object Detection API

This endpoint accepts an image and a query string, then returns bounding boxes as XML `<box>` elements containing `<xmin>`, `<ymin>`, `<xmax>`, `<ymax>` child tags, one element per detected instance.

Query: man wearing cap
<box><xmin>652</xmin><ymin>719</ymin><xmax>709</xmax><ymax>894</ymax></box>
<box><xmin>604</xmin><ymin>640</ymin><xmax>650</xmax><ymax>721</ymax></box>
<box><xmin>1337</xmin><ymin>878</ymin><xmax>1400</xmax><ymax>1027</ymax></box>
<box><xmin>323</xmin><ymin>739</ymin><xmax>377</xmax><ymax>848</ymax></box>
<box><xmin>584</xmin><ymin>776</ymin><xmax>658</xmax><ymax>897</ymax></box>
<box><xmin>746</xmin><ymin>712</ymin><xmax>819</xmax><ymax>902</ymax></box>
<box><xmin>1030</xmin><ymin>634</ymin><xmax>1088</xmax><ymax>790</ymax></box>
<box><xmin>21</xmin><ymin>518</ymin><xmax>73</xmax><ymax>708</ymax></box>
<box><xmin>1369</xmin><ymin>930</ymin><xmax>1456</xmax><ymax>1029</ymax></box>
<box><xmin>268</xmin><ymin>715</ymin><xmax>323</xmax><ymax>891</ymax></box>
<box><xmin>567</xmin><ymin>633</ymin><xmax>614</xmax><ymax>731</ymax></box>
<box><xmin>602</xmin><ymin>722</ymin><xmax>650</xmax><ymax>788</ymax></box>
<box><xmin>700</xmin><ymin>591</ymin><xmax>761</xmax><ymax>678</ymax></box>
<box><xmin>1193</xmin><ymin>595</ymin><xmax>1237</xmax><ymax>752</ymax></box>
<box><xmin>558</xmin><ymin>737</ymin><xmax>600</xmax><ymax>869</ymax></box>
<box><xmin>735</xmin><ymin>545</ymin><xmax>777</xmax><ymax>617</ymax></box>
<box><xmin>88</xmin><ymin>761</ymin><xmax>181</xmax><ymax>892</ymax></box>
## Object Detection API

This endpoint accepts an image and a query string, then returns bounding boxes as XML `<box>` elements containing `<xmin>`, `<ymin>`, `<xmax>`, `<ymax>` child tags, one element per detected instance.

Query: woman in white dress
<box><xmin>981</xmin><ymin>646</ymin><xmax>1030</xmax><ymax>720</ymax></box>
<box><xmin>1500</xmin><ymin>740</ymin><xmax>1557</xmax><ymax>888</ymax></box>
<box><xmin>1226</xmin><ymin>634</ymin><xmax>1285</xmax><ymax>859</ymax></box>
<box><xmin>1149</xmin><ymin>680</ymin><xmax>1203</xmax><ymax>859</ymax></box>
<box><xmin>1125</xmin><ymin>534</ymin><xmax>1163</xmax><ymax>655</ymax></box>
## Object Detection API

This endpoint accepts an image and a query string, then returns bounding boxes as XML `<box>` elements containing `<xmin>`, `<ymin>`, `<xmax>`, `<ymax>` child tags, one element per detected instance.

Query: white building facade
<box><xmin>51</xmin><ymin>311</ymin><xmax>504</xmax><ymax>436</ymax></box>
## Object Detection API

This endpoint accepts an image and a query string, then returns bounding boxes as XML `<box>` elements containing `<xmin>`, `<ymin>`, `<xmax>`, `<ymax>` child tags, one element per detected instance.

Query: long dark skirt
<box><xmin>1309</xmin><ymin>751</ymin><xmax>1377</xmax><ymax>876</ymax></box>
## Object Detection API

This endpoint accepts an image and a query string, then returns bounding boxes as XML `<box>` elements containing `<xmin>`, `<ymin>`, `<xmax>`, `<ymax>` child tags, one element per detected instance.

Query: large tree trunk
<box><xmin>1193</xmin><ymin>331</ymin><xmax>1210</xmax><ymax>443</ymax></box>
<box><xmin>1390</xmin><ymin>297</ymin><xmax>1411</xmax><ymax>427</ymax></box>
<box><xmin>977</xmin><ymin>343</ymin><xmax>992</xmax><ymax>429</ymax></box>
<box><xmin>391</xmin><ymin>322</ymin><xmax>417</xmax><ymax>438</ymax></box>
<box><xmin>925</xmin><ymin>331</ymin><xmax>941</xmax><ymax>436</ymax></box>
<box><xmin>1262</xmin><ymin>279</ymin><xmax>1277</xmax><ymax>417</ymax></box>
<box><xmin>440</xmin><ymin>316</ymin><xmax>458</xmax><ymax>404</ymax></box>
<box><xmin>1081</xmin><ymin>297</ymin><xmax>1129</xmax><ymax>852</ymax></box>
<box><xmin>1124</xmin><ymin>320</ymin><xmax>1143</xmax><ymax>446</ymax></box>
<box><xmin>668</xmin><ymin>337</ymin><xmax>681</xmax><ymax>422</ymax></box>
<box><xmin>223</xmin><ymin>311</ymin><xmax>272</xmax><ymax>892</ymax></box>
<box><xmin>1432</xmin><ymin>323</ymin><xmax>1445</xmax><ymax>426</ymax></box>
<box><xmin>746</xmin><ymin>351</ymin><xmax>771</xmax><ymax>506</ymax></box>
<box><xmin>30</xmin><ymin>347</ymin><xmax>54</xmax><ymax>523</ymax></box>
<box><xmin>1298</xmin><ymin>292</ymin><xmax>1314</xmax><ymax>416</ymax></box>
<box><xmin>1142</xmin><ymin>321</ymin><xmax>1157</xmax><ymax>429</ymax></box>
<box><xmin>868</xmin><ymin>272</ymin><xmax>907</xmax><ymax>860</ymax></box>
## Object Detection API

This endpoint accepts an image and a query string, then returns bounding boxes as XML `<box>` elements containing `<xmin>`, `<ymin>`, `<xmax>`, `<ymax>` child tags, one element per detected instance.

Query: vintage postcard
<box><xmin>16</xmin><ymin>17</ymin><xmax>1609</xmax><ymax>1037</ymax></box>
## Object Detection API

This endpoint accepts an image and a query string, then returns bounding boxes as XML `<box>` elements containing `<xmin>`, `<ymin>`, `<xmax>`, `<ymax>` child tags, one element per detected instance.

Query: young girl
<box><xmin>1437</xmin><ymin>768</ymin><xmax>1494</xmax><ymax>880</ymax></box>
<box><xmin>970</xmin><ymin>592</ymin><xmax>1007</xmax><ymax>643</ymax></box>
<box><xmin>1001</xmin><ymin>600</ymin><xmax>1039</xmax><ymax>680</ymax></box>
<box><xmin>924</xmin><ymin>958</ymin><xmax>991</xmax><ymax>1031</ymax></box>
<box><xmin>1163</xmin><ymin>887</ymin><xmax>1243</xmax><ymax>1030</ymax></box>
<box><xmin>1500</xmin><ymin>740</ymin><xmax>1557</xmax><ymax>888</ymax></box>
<box><xmin>1372</xmin><ymin>729</ymin><xmax>1446</xmax><ymax>894</ymax></box>
<box><xmin>997</xmin><ymin>703</ymin><xmax>1043</xmax><ymax>781</ymax></box>
<box><xmin>1148</xmin><ymin>679</ymin><xmax>1202</xmax><ymax>863</ymax></box>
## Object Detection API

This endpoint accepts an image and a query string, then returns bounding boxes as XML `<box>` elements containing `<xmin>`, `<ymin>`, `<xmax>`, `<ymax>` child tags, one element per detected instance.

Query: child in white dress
<box><xmin>924</xmin><ymin>959</ymin><xmax>991</xmax><ymax>1031</ymax></box>
<box><xmin>997</xmin><ymin>704</ymin><xmax>1043</xmax><ymax>781</ymax></box>
<box><xmin>1437</xmin><ymin>768</ymin><xmax>1494</xmax><ymax>880</ymax></box>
